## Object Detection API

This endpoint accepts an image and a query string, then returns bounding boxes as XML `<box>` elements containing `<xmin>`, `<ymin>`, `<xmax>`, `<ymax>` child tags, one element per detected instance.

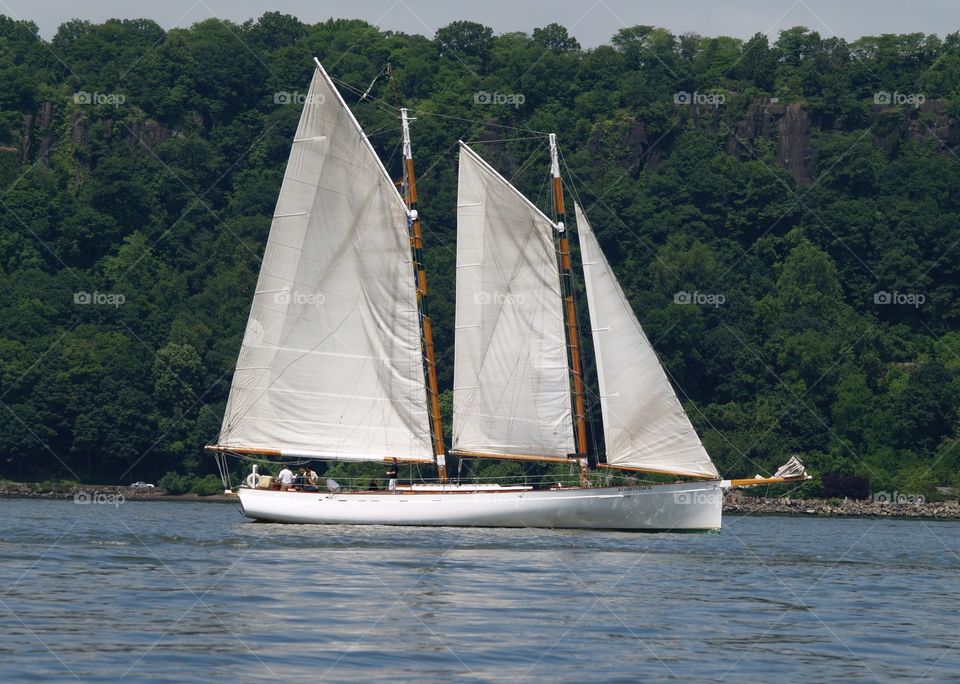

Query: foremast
<box><xmin>401</xmin><ymin>108</ymin><xmax>448</xmax><ymax>482</ymax></box>
<box><xmin>549</xmin><ymin>134</ymin><xmax>590</xmax><ymax>485</ymax></box>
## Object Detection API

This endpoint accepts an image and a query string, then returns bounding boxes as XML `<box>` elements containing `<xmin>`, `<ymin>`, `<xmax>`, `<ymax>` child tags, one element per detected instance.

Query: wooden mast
<box><xmin>549</xmin><ymin>134</ymin><xmax>589</xmax><ymax>463</ymax></box>
<box><xmin>402</xmin><ymin>108</ymin><xmax>448</xmax><ymax>482</ymax></box>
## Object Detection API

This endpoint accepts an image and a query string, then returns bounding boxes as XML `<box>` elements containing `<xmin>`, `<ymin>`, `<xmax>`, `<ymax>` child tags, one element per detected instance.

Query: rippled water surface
<box><xmin>2</xmin><ymin>497</ymin><xmax>959</xmax><ymax>682</ymax></box>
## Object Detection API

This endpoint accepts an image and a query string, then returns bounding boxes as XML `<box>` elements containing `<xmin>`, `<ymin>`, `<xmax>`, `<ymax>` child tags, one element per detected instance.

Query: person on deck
<box><xmin>277</xmin><ymin>466</ymin><xmax>294</xmax><ymax>491</ymax></box>
<box><xmin>303</xmin><ymin>466</ymin><xmax>319</xmax><ymax>491</ymax></box>
<box><xmin>387</xmin><ymin>459</ymin><xmax>399</xmax><ymax>492</ymax></box>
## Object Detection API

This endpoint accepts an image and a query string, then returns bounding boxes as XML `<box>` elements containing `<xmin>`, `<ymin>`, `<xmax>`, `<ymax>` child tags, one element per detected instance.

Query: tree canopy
<box><xmin>0</xmin><ymin>13</ymin><xmax>957</xmax><ymax>498</ymax></box>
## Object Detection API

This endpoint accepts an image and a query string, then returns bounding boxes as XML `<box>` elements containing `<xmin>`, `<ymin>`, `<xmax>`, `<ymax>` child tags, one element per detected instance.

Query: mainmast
<box><xmin>401</xmin><ymin>108</ymin><xmax>448</xmax><ymax>482</ymax></box>
<box><xmin>549</xmin><ymin>134</ymin><xmax>589</xmax><ymax>463</ymax></box>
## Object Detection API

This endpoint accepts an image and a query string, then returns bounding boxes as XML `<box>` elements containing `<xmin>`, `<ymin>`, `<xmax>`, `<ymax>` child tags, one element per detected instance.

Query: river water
<box><xmin>2</xmin><ymin>497</ymin><xmax>958</xmax><ymax>682</ymax></box>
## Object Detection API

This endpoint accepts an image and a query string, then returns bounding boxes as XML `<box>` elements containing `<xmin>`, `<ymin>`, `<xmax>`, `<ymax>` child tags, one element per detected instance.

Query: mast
<box><xmin>549</xmin><ymin>134</ymin><xmax>589</xmax><ymax>461</ymax></box>
<box><xmin>401</xmin><ymin>108</ymin><xmax>448</xmax><ymax>482</ymax></box>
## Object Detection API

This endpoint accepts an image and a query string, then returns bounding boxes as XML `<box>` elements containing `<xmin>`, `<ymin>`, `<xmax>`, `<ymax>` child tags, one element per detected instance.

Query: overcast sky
<box><xmin>7</xmin><ymin>0</ymin><xmax>958</xmax><ymax>45</ymax></box>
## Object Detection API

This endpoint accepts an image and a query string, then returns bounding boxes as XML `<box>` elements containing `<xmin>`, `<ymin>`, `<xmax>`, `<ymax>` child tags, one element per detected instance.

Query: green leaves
<box><xmin>0</xmin><ymin>14</ymin><xmax>955</xmax><ymax>492</ymax></box>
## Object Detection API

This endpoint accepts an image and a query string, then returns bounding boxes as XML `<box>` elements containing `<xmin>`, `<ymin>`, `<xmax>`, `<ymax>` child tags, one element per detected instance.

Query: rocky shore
<box><xmin>724</xmin><ymin>496</ymin><xmax>960</xmax><ymax>520</ymax></box>
<box><xmin>0</xmin><ymin>482</ymin><xmax>234</xmax><ymax>502</ymax></box>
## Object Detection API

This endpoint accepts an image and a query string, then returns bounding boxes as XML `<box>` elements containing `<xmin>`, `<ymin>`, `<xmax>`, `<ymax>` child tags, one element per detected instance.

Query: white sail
<box><xmin>575</xmin><ymin>204</ymin><xmax>719</xmax><ymax>479</ymax></box>
<box><xmin>216</xmin><ymin>63</ymin><xmax>432</xmax><ymax>463</ymax></box>
<box><xmin>452</xmin><ymin>143</ymin><xmax>575</xmax><ymax>458</ymax></box>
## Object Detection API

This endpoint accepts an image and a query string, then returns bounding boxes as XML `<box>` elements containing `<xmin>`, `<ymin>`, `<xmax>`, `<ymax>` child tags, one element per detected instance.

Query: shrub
<box><xmin>158</xmin><ymin>471</ymin><xmax>193</xmax><ymax>495</ymax></box>
<box><xmin>190</xmin><ymin>474</ymin><xmax>224</xmax><ymax>496</ymax></box>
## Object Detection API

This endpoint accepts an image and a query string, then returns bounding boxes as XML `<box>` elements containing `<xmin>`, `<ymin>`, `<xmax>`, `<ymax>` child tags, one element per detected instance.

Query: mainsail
<box><xmin>575</xmin><ymin>204</ymin><xmax>719</xmax><ymax>479</ymax></box>
<box><xmin>452</xmin><ymin>143</ymin><xmax>575</xmax><ymax>458</ymax></box>
<box><xmin>216</xmin><ymin>63</ymin><xmax>432</xmax><ymax>463</ymax></box>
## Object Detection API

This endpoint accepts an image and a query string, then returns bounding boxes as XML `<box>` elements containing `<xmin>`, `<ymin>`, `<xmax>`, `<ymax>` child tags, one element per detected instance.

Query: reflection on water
<box><xmin>2</xmin><ymin>498</ymin><xmax>958</xmax><ymax>682</ymax></box>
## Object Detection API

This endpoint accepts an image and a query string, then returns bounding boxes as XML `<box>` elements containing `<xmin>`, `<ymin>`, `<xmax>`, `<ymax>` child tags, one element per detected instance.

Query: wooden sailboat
<box><xmin>207</xmin><ymin>59</ymin><xmax>808</xmax><ymax>530</ymax></box>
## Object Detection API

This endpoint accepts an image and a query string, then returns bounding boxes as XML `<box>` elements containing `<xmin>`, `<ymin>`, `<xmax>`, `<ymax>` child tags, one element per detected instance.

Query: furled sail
<box><xmin>452</xmin><ymin>143</ymin><xmax>575</xmax><ymax>458</ymax></box>
<box><xmin>216</xmin><ymin>62</ymin><xmax>433</xmax><ymax>463</ymax></box>
<box><xmin>575</xmin><ymin>204</ymin><xmax>719</xmax><ymax>479</ymax></box>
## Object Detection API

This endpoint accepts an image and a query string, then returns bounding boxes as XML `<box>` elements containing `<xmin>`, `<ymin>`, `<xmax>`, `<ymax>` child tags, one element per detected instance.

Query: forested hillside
<box><xmin>0</xmin><ymin>13</ymin><xmax>958</xmax><ymax>496</ymax></box>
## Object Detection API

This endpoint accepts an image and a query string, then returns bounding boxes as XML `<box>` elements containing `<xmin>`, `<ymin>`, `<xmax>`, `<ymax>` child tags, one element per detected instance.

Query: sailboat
<box><xmin>207</xmin><ymin>59</ymin><xmax>808</xmax><ymax>530</ymax></box>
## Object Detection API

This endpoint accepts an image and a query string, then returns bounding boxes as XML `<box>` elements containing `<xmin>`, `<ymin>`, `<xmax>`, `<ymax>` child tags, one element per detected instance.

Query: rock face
<box><xmin>775</xmin><ymin>104</ymin><xmax>813</xmax><ymax>183</ymax></box>
<box><xmin>726</xmin><ymin>100</ymin><xmax>813</xmax><ymax>184</ymax></box>
<box><xmin>21</xmin><ymin>101</ymin><xmax>57</xmax><ymax>164</ymax></box>
<box><xmin>907</xmin><ymin>98</ymin><xmax>960</xmax><ymax>148</ymax></box>
<box><xmin>16</xmin><ymin>102</ymin><xmax>175</xmax><ymax>172</ymax></box>
<box><xmin>588</xmin><ymin>118</ymin><xmax>660</xmax><ymax>176</ymax></box>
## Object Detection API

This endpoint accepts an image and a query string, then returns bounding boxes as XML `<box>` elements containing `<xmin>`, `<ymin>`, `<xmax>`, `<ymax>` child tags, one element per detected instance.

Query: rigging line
<box><xmin>330</xmin><ymin>74</ymin><xmax>400</xmax><ymax>109</ymax></box>
<box><xmin>508</xmin><ymin>139</ymin><xmax>548</xmax><ymax>184</ymax></box>
<box><xmin>557</xmin><ymin>146</ymin><xmax>587</xmax><ymax>210</ymax></box>
<box><xmin>329</xmin><ymin>75</ymin><xmax>403</xmax><ymax>121</ymax></box>
<box><xmin>659</xmin><ymin>357</ymin><xmax>771</xmax><ymax>477</ymax></box>
<box><xmin>365</xmin><ymin>124</ymin><xmax>404</xmax><ymax>139</ymax></box>
<box><xmin>408</xmin><ymin>109</ymin><xmax>546</xmax><ymax>135</ymax></box>
<box><xmin>532</xmin><ymin>169</ymin><xmax>550</xmax><ymax>211</ymax></box>
<box><xmin>357</xmin><ymin>64</ymin><xmax>390</xmax><ymax>103</ymax></box>
<box><xmin>462</xmin><ymin>135</ymin><xmax>547</xmax><ymax>144</ymax></box>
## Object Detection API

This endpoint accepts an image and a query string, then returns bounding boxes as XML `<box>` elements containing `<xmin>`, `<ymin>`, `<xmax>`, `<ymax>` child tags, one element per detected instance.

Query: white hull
<box><xmin>237</xmin><ymin>480</ymin><xmax>725</xmax><ymax>531</ymax></box>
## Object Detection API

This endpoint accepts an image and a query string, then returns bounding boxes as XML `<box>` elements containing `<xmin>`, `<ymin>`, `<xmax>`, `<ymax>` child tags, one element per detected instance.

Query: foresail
<box><xmin>217</xmin><ymin>63</ymin><xmax>432</xmax><ymax>463</ymax></box>
<box><xmin>452</xmin><ymin>143</ymin><xmax>575</xmax><ymax>458</ymax></box>
<box><xmin>575</xmin><ymin>204</ymin><xmax>719</xmax><ymax>479</ymax></box>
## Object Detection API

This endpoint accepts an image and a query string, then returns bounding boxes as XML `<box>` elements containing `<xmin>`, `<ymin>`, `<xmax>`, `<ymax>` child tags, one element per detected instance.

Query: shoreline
<box><xmin>1</xmin><ymin>483</ymin><xmax>235</xmax><ymax>503</ymax></box>
<box><xmin>724</xmin><ymin>496</ymin><xmax>960</xmax><ymax>520</ymax></box>
<box><xmin>3</xmin><ymin>483</ymin><xmax>959</xmax><ymax>519</ymax></box>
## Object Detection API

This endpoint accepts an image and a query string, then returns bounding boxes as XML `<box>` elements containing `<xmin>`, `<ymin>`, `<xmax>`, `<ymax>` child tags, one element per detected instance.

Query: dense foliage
<box><xmin>0</xmin><ymin>14</ymin><xmax>958</xmax><ymax>498</ymax></box>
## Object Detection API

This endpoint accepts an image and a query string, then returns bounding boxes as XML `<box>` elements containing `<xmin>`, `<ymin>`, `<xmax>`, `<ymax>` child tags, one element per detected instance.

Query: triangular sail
<box><xmin>216</xmin><ymin>63</ymin><xmax>432</xmax><ymax>463</ymax></box>
<box><xmin>575</xmin><ymin>204</ymin><xmax>719</xmax><ymax>479</ymax></box>
<box><xmin>452</xmin><ymin>143</ymin><xmax>575</xmax><ymax>458</ymax></box>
